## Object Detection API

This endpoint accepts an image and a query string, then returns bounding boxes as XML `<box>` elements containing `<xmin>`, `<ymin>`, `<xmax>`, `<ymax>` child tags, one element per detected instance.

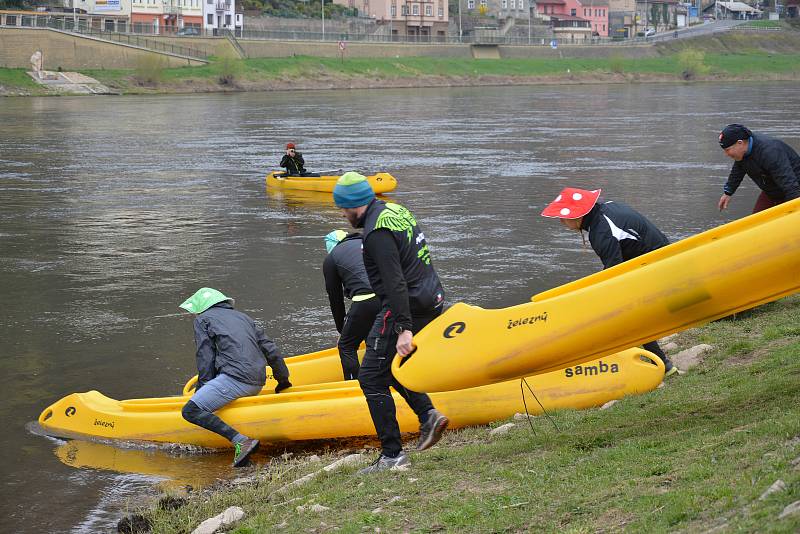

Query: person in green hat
<box><xmin>179</xmin><ymin>287</ymin><xmax>292</xmax><ymax>467</ymax></box>
<box><xmin>323</xmin><ymin>229</ymin><xmax>379</xmax><ymax>380</ymax></box>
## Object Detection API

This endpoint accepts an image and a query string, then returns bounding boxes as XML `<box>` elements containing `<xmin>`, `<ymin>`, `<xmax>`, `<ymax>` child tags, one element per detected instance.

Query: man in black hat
<box><xmin>717</xmin><ymin>124</ymin><xmax>800</xmax><ymax>213</ymax></box>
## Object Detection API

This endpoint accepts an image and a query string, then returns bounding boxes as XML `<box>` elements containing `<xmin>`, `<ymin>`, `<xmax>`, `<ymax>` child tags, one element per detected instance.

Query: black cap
<box><xmin>719</xmin><ymin>124</ymin><xmax>752</xmax><ymax>149</ymax></box>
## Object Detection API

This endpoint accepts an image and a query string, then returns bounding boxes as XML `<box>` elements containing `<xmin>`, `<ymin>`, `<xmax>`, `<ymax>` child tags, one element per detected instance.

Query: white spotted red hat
<box><xmin>541</xmin><ymin>187</ymin><xmax>601</xmax><ymax>219</ymax></box>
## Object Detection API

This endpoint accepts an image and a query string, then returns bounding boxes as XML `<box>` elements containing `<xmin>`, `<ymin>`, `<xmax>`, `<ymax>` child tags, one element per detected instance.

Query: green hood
<box><xmin>179</xmin><ymin>287</ymin><xmax>234</xmax><ymax>314</ymax></box>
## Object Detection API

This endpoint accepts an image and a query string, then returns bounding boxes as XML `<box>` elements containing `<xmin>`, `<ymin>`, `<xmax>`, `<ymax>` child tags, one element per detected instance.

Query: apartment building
<box><xmin>333</xmin><ymin>0</ymin><xmax>449</xmax><ymax>39</ymax></box>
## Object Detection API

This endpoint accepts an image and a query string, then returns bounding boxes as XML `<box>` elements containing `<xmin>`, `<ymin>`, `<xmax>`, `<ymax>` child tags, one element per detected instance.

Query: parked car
<box><xmin>177</xmin><ymin>27</ymin><xmax>200</xmax><ymax>36</ymax></box>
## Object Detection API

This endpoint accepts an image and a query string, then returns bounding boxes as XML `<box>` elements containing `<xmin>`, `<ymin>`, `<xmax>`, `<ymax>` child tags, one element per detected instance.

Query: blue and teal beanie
<box><xmin>333</xmin><ymin>172</ymin><xmax>375</xmax><ymax>208</ymax></box>
<box><xmin>324</xmin><ymin>230</ymin><xmax>347</xmax><ymax>254</ymax></box>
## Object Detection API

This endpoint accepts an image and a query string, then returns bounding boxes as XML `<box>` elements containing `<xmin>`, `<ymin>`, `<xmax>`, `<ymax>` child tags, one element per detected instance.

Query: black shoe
<box><xmin>357</xmin><ymin>451</ymin><xmax>410</xmax><ymax>474</ymax></box>
<box><xmin>417</xmin><ymin>409</ymin><xmax>449</xmax><ymax>451</ymax></box>
<box><xmin>275</xmin><ymin>381</ymin><xmax>292</xmax><ymax>394</ymax></box>
<box><xmin>232</xmin><ymin>438</ymin><xmax>259</xmax><ymax>467</ymax></box>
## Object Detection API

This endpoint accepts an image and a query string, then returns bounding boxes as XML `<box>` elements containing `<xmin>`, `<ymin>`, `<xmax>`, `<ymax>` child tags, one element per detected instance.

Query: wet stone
<box><xmin>117</xmin><ymin>514</ymin><xmax>152</xmax><ymax>533</ymax></box>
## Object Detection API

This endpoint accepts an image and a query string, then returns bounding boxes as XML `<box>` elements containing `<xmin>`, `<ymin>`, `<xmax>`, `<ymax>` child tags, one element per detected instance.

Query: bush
<box><xmin>677</xmin><ymin>48</ymin><xmax>709</xmax><ymax>80</ymax></box>
<box><xmin>609</xmin><ymin>55</ymin><xmax>625</xmax><ymax>74</ymax></box>
<box><xmin>133</xmin><ymin>54</ymin><xmax>167</xmax><ymax>86</ymax></box>
<box><xmin>216</xmin><ymin>46</ymin><xmax>243</xmax><ymax>85</ymax></box>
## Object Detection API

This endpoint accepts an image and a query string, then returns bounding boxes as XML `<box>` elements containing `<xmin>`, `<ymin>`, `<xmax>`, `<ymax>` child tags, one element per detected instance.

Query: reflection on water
<box><xmin>1</xmin><ymin>83</ymin><xmax>799</xmax><ymax>533</ymax></box>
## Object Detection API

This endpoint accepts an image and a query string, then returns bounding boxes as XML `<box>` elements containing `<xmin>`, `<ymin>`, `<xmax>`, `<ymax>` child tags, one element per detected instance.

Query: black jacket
<box><xmin>723</xmin><ymin>133</ymin><xmax>800</xmax><ymax>202</ymax></box>
<box><xmin>581</xmin><ymin>201</ymin><xmax>670</xmax><ymax>269</ymax></box>
<box><xmin>192</xmin><ymin>303</ymin><xmax>289</xmax><ymax>389</ymax></box>
<box><xmin>280</xmin><ymin>152</ymin><xmax>306</xmax><ymax>175</ymax></box>
<box><xmin>359</xmin><ymin>199</ymin><xmax>445</xmax><ymax>331</ymax></box>
<box><xmin>323</xmin><ymin>233</ymin><xmax>374</xmax><ymax>332</ymax></box>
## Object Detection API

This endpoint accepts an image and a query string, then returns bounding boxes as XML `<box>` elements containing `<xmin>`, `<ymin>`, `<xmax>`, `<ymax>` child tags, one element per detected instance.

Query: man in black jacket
<box><xmin>541</xmin><ymin>187</ymin><xmax>677</xmax><ymax>376</ymax></box>
<box><xmin>179</xmin><ymin>287</ymin><xmax>291</xmax><ymax>467</ymax></box>
<box><xmin>717</xmin><ymin>124</ymin><xmax>800</xmax><ymax>213</ymax></box>
<box><xmin>323</xmin><ymin>229</ymin><xmax>380</xmax><ymax>380</ymax></box>
<box><xmin>279</xmin><ymin>142</ymin><xmax>306</xmax><ymax>176</ymax></box>
<box><xmin>333</xmin><ymin>172</ymin><xmax>449</xmax><ymax>474</ymax></box>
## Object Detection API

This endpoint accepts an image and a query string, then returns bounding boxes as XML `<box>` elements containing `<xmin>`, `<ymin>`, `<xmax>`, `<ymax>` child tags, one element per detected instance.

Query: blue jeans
<box><xmin>182</xmin><ymin>374</ymin><xmax>262</xmax><ymax>443</ymax></box>
<box><xmin>190</xmin><ymin>373</ymin><xmax>262</xmax><ymax>412</ymax></box>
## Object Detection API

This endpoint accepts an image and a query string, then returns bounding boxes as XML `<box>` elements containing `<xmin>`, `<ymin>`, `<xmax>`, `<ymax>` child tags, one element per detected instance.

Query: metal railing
<box><xmin>0</xmin><ymin>15</ymin><xmax>753</xmax><ymax>48</ymax></box>
<box><xmin>38</xmin><ymin>20</ymin><xmax>210</xmax><ymax>59</ymax></box>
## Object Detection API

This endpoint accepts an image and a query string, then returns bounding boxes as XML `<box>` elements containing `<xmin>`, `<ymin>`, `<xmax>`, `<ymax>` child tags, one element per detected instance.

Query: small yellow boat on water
<box><xmin>38</xmin><ymin>347</ymin><xmax>663</xmax><ymax>448</ymax></box>
<box><xmin>266</xmin><ymin>171</ymin><xmax>397</xmax><ymax>194</ymax></box>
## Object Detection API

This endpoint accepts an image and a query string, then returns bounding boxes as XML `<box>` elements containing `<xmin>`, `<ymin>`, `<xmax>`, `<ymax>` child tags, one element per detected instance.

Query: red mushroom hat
<box><xmin>541</xmin><ymin>187</ymin><xmax>601</xmax><ymax>219</ymax></box>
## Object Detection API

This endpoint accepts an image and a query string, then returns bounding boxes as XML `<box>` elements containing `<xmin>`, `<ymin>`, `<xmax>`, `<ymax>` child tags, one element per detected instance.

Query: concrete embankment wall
<box><xmin>0</xmin><ymin>28</ymin><xmax>206</xmax><ymax>69</ymax></box>
<box><xmin>235</xmin><ymin>39</ymin><xmax>659</xmax><ymax>60</ymax></box>
<box><xmin>239</xmin><ymin>40</ymin><xmax>473</xmax><ymax>59</ymax></box>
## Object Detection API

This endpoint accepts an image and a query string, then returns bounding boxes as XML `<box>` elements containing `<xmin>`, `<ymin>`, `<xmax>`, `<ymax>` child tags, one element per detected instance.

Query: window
<box><xmin>467</xmin><ymin>0</ymin><xmax>474</xmax><ymax>8</ymax></box>
<box><xmin>502</xmin><ymin>0</ymin><xmax>507</xmax><ymax>8</ymax></box>
<box><xmin>225</xmin><ymin>14</ymin><xmax>231</xmax><ymax>25</ymax></box>
<box><xmin>480</xmin><ymin>0</ymin><xmax>487</xmax><ymax>6</ymax></box>
<box><xmin>510</xmin><ymin>0</ymin><xmax>515</xmax><ymax>8</ymax></box>
<box><xmin>438</xmin><ymin>6</ymin><xmax>443</xmax><ymax>15</ymax></box>
<box><xmin>207</xmin><ymin>13</ymin><xmax>213</xmax><ymax>23</ymax></box>
<box><xmin>519</xmin><ymin>0</ymin><xmax>523</xmax><ymax>8</ymax></box>
<box><xmin>425</xmin><ymin>4</ymin><xmax>432</xmax><ymax>14</ymax></box>
<box><xmin>401</xmin><ymin>4</ymin><xmax>408</xmax><ymax>13</ymax></box>
<box><xmin>412</xmin><ymin>4</ymin><xmax>418</xmax><ymax>14</ymax></box>
<box><xmin>570</xmin><ymin>8</ymin><xmax>576</xmax><ymax>15</ymax></box>
<box><xmin>583</xmin><ymin>8</ymin><xmax>586</xmax><ymax>15</ymax></box>
<box><xmin>391</xmin><ymin>5</ymin><xmax>396</xmax><ymax>14</ymax></box>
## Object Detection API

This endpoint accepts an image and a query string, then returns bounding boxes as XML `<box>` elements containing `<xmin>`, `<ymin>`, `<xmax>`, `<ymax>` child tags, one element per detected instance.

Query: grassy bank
<box><xmin>86</xmin><ymin>50</ymin><xmax>800</xmax><ymax>94</ymax></box>
<box><xmin>147</xmin><ymin>295</ymin><xmax>800</xmax><ymax>533</ymax></box>
<box><xmin>3</xmin><ymin>44</ymin><xmax>800</xmax><ymax>96</ymax></box>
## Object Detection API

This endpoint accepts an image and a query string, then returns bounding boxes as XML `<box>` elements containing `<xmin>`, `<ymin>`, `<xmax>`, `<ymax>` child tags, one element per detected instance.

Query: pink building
<box><xmin>535</xmin><ymin>0</ymin><xmax>609</xmax><ymax>37</ymax></box>
<box><xmin>332</xmin><ymin>0</ymin><xmax>449</xmax><ymax>40</ymax></box>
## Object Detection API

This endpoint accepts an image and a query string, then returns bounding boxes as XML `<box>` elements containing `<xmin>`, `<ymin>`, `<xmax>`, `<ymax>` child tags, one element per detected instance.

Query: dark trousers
<box><xmin>643</xmin><ymin>340</ymin><xmax>668</xmax><ymax>364</ymax></box>
<box><xmin>338</xmin><ymin>297</ymin><xmax>380</xmax><ymax>380</ymax></box>
<box><xmin>752</xmin><ymin>191</ymin><xmax>780</xmax><ymax>213</ymax></box>
<box><xmin>358</xmin><ymin>306</ymin><xmax>440</xmax><ymax>457</ymax></box>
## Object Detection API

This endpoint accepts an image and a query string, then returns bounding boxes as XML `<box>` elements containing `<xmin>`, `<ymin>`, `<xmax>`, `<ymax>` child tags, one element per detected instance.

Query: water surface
<box><xmin>1</xmin><ymin>83</ymin><xmax>798</xmax><ymax>532</ymax></box>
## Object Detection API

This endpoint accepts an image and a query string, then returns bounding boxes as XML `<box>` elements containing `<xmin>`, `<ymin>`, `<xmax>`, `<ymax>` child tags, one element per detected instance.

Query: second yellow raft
<box><xmin>38</xmin><ymin>348</ymin><xmax>663</xmax><ymax>448</ymax></box>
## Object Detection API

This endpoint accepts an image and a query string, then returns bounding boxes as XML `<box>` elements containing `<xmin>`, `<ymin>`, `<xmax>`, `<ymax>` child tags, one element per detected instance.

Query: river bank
<box><xmin>2</xmin><ymin>33</ymin><xmax>800</xmax><ymax>97</ymax></box>
<box><xmin>129</xmin><ymin>295</ymin><xmax>800</xmax><ymax>532</ymax></box>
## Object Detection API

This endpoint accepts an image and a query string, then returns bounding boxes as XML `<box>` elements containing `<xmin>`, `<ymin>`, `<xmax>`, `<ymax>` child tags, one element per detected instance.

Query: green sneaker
<box><xmin>232</xmin><ymin>438</ymin><xmax>259</xmax><ymax>467</ymax></box>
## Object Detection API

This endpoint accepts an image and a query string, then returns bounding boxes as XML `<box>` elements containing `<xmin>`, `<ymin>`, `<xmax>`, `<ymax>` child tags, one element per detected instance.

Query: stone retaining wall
<box><xmin>0</xmin><ymin>28</ymin><xmax>206</xmax><ymax>69</ymax></box>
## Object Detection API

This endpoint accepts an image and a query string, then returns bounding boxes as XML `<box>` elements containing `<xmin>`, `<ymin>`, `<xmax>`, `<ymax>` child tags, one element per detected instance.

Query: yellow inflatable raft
<box><xmin>392</xmin><ymin>199</ymin><xmax>800</xmax><ymax>393</ymax></box>
<box><xmin>266</xmin><ymin>172</ymin><xmax>397</xmax><ymax>194</ymax></box>
<box><xmin>38</xmin><ymin>348</ymin><xmax>663</xmax><ymax>448</ymax></box>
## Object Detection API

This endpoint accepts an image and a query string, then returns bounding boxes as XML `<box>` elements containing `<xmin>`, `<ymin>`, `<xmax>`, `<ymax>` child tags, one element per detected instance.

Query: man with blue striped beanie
<box><xmin>333</xmin><ymin>172</ymin><xmax>449</xmax><ymax>474</ymax></box>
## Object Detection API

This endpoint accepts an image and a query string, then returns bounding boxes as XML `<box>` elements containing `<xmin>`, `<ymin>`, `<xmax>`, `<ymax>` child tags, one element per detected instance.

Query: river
<box><xmin>1</xmin><ymin>82</ymin><xmax>798</xmax><ymax>533</ymax></box>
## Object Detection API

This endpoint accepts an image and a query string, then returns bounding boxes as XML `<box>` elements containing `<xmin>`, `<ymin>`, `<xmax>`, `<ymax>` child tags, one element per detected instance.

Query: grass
<box><xmin>0</xmin><ymin>68</ymin><xmax>51</xmax><ymax>95</ymax></box>
<box><xmin>148</xmin><ymin>295</ymin><xmax>800</xmax><ymax>533</ymax></box>
<box><xmin>81</xmin><ymin>52</ymin><xmax>800</xmax><ymax>90</ymax></box>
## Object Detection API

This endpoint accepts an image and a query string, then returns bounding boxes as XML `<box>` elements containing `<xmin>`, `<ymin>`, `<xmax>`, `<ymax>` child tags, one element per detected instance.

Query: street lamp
<box><xmin>459</xmin><ymin>0</ymin><xmax>462</xmax><ymax>41</ymax></box>
<box><xmin>322</xmin><ymin>0</ymin><xmax>325</xmax><ymax>41</ymax></box>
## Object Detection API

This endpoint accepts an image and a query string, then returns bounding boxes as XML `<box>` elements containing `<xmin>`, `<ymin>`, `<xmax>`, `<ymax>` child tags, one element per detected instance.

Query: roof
<box><xmin>717</xmin><ymin>1</ymin><xmax>762</xmax><ymax>12</ymax></box>
<box><xmin>550</xmin><ymin>14</ymin><xmax>590</xmax><ymax>20</ymax></box>
<box><xmin>535</xmin><ymin>0</ymin><xmax>566</xmax><ymax>4</ymax></box>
